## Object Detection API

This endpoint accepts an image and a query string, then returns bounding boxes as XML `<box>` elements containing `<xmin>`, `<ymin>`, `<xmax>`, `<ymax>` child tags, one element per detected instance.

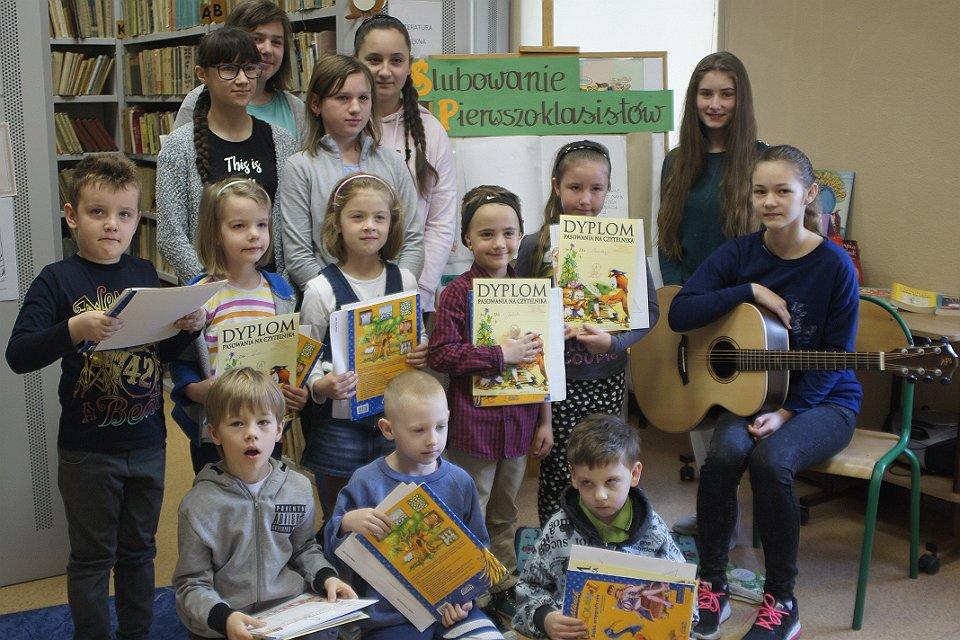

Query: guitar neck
<box><xmin>735</xmin><ymin>350</ymin><xmax>885</xmax><ymax>371</ymax></box>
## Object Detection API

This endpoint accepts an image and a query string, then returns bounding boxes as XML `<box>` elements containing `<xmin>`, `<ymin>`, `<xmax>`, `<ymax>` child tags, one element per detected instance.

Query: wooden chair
<box><xmin>798</xmin><ymin>296</ymin><xmax>921</xmax><ymax>629</ymax></box>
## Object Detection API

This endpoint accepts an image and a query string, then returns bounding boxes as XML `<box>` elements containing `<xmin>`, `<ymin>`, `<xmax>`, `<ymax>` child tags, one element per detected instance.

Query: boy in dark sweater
<box><xmin>5</xmin><ymin>154</ymin><xmax>204</xmax><ymax>640</ymax></box>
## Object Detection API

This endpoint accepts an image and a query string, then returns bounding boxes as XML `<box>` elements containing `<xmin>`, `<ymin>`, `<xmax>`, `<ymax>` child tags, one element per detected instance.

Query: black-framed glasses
<box><xmin>213</xmin><ymin>63</ymin><xmax>263</xmax><ymax>81</ymax></box>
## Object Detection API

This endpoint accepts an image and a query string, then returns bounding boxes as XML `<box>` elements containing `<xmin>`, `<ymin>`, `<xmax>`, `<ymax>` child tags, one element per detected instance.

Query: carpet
<box><xmin>0</xmin><ymin>586</ymin><xmax>187</xmax><ymax>639</ymax></box>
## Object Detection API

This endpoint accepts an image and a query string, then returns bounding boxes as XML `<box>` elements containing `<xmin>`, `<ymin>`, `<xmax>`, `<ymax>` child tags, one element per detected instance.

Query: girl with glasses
<box><xmin>157</xmin><ymin>26</ymin><xmax>297</xmax><ymax>283</ymax></box>
<box><xmin>173</xmin><ymin>0</ymin><xmax>306</xmax><ymax>142</ymax></box>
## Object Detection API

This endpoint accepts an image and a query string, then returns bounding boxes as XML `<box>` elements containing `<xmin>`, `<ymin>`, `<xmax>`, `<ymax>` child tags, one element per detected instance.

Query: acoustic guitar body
<box><xmin>631</xmin><ymin>286</ymin><xmax>789</xmax><ymax>433</ymax></box>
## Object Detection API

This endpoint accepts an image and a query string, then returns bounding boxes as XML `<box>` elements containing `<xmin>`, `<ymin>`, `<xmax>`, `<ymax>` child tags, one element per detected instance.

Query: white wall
<box><xmin>517</xmin><ymin>0</ymin><xmax>718</xmax><ymax>147</ymax></box>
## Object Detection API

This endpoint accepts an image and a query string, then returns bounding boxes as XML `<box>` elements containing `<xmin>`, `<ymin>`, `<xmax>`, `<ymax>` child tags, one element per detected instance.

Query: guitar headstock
<box><xmin>887</xmin><ymin>340</ymin><xmax>958</xmax><ymax>384</ymax></box>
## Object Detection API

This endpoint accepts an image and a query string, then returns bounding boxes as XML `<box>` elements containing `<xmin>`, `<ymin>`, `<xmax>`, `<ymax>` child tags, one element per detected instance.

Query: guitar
<box><xmin>630</xmin><ymin>286</ymin><xmax>957</xmax><ymax>433</ymax></box>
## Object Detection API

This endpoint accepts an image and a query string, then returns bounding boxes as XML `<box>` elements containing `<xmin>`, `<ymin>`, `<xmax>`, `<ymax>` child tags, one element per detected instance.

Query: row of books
<box><xmin>862</xmin><ymin>284</ymin><xmax>960</xmax><ymax>316</ymax></box>
<box><xmin>52</xmin><ymin>52</ymin><xmax>114</xmax><ymax>96</ymax></box>
<box><xmin>54</xmin><ymin>113</ymin><xmax>118</xmax><ymax>155</ymax></box>
<box><xmin>120</xmin><ymin>0</ymin><xmax>335</xmax><ymax>38</ymax></box>
<box><xmin>58</xmin><ymin>164</ymin><xmax>157</xmax><ymax>213</ymax></box>
<box><xmin>121</xmin><ymin>108</ymin><xmax>175</xmax><ymax>156</ymax></box>
<box><xmin>277</xmin><ymin>0</ymin><xmax>336</xmax><ymax>10</ymax></box>
<box><xmin>125</xmin><ymin>45</ymin><xmax>199</xmax><ymax>97</ymax></box>
<box><xmin>49</xmin><ymin>0</ymin><xmax>114</xmax><ymax>39</ymax></box>
<box><xmin>289</xmin><ymin>30</ymin><xmax>337</xmax><ymax>93</ymax></box>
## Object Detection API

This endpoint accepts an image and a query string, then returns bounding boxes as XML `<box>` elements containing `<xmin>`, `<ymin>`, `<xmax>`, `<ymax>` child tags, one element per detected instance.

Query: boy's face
<box><xmin>380</xmin><ymin>392</ymin><xmax>449</xmax><ymax>475</ymax></box>
<box><xmin>570</xmin><ymin>457</ymin><xmax>642</xmax><ymax>524</ymax></box>
<box><xmin>210</xmin><ymin>406</ymin><xmax>282</xmax><ymax>484</ymax></box>
<box><xmin>64</xmin><ymin>184</ymin><xmax>140</xmax><ymax>264</ymax></box>
<box><xmin>463</xmin><ymin>203</ymin><xmax>521</xmax><ymax>278</ymax></box>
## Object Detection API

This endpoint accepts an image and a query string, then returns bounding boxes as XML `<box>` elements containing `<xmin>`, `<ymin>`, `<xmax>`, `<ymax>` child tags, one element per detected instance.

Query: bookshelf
<box><xmin>46</xmin><ymin>1</ymin><xmax>348</xmax><ymax>281</ymax></box>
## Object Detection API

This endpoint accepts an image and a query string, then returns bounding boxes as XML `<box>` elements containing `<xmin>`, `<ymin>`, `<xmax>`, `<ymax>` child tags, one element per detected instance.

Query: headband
<box><xmin>354</xmin><ymin>14</ymin><xmax>408</xmax><ymax>50</ymax></box>
<box><xmin>333</xmin><ymin>173</ymin><xmax>393</xmax><ymax>202</ymax></box>
<box><xmin>553</xmin><ymin>140</ymin><xmax>611</xmax><ymax>176</ymax></box>
<box><xmin>216</xmin><ymin>178</ymin><xmax>260</xmax><ymax>198</ymax></box>
<box><xmin>460</xmin><ymin>192</ymin><xmax>523</xmax><ymax>246</ymax></box>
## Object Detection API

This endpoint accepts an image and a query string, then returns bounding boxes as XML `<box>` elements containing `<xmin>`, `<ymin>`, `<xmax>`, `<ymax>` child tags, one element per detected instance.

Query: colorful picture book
<box><xmin>334</xmin><ymin>482</ymin><xmax>506</xmax><ymax>631</ymax></box>
<box><xmin>554</xmin><ymin>215</ymin><xmax>649</xmax><ymax>332</ymax></box>
<box><xmin>890</xmin><ymin>282</ymin><xmax>938</xmax><ymax>314</ymax></box>
<box><xmin>563</xmin><ymin>545</ymin><xmax>697</xmax><ymax>640</ymax></box>
<box><xmin>670</xmin><ymin>533</ymin><xmax>766</xmax><ymax>604</ymax></box>
<box><xmin>294</xmin><ymin>330</ymin><xmax>323</xmax><ymax>388</ymax></box>
<box><xmin>470</xmin><ymin>278</ymin><xmax>566</xmax><ymax>406</ymax></box>
<box><xmin>249</xmin><ymin>593</ymin><xmax>376</xmax><ymax>640</ymax></box>
<box><xmin>329</xmin><ymin>290</ymin><xmax>422</xmax><ymax>420</ymax></box>
<box><xmin>937</xmin><ymin>295</ymin><xmax>960</xmax><ymax>316</ymax></box>
<box><xmin>814</xmin><ymin>169</ymin><xmax>855</xmax><ymax>239</ymax></box>
<box><xmin>218</xmin><ymin>313</ymin><xmax>300</xmax><ymax>387</ymax></box>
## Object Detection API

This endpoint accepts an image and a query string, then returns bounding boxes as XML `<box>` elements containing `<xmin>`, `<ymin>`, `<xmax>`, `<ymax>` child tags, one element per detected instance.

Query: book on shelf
<box><xmin>121</xmin><ymin>108</ymin><xmax>175</xmax><ymax>155</ymax></box>
<box><xmin>49</xmin><ymin>0</ymin><xmax>115</xmax><ymax>39</ymax></box>
<box><xmin>125</xmin><ymin>45</ymin><xmax>198</xmax><ymax>97</ymax></box>
<box><xmin>52</xmin><ymin>52</ymin><xmax>114</xmax><ymax>96</ymax></box>
<box><xmin>554</xmin><ymin>215</ymin><xmax>650</xmax><ymax>332</ymax></box>
<box><xmin>891</xmin><ymin>281</ymin><xmax>938</xmax><ymax>314</ymax></box>
<box><xmin>328</xmin><ymin>290</ymin><xmax>422</xmax><ymax>421</ymax></box>
<box><xmin>334</xmin><ymin>482</ymin><xmax>507</xmax><ymax>632</ymax></box>
<box><xmin>132</xmin><ymin>218</ymin><xmax>175</xmax><ymax>278</ymax></box>
<box><xmin>833</xmin><ymin>237</ymin><xmax>863</xmax><ymax>285</ymax></box>
<box><xmin>54</xmin><ymin>114</ymin><xmax>118</xmax><ymax>154</ymax></box>
<box><xmin>936</xmin><ymin>295</ymin><xmax>960</xmax><ymax>316</ymax></box>
<box><xmin>859</xmin><ymin>286</ymin><xmax>891</xmax><ymax>302</ymax></box>
<box><xmin>563</xmin><ymin>544</ymin><xmax>697</xmax><ymax>640</ymax></box>
<box><xmin>247</xmin><ymin>593</ymin><xmax>376</xmax><ymax>640</ymax></box>
<box><xmin>470</xmin><ymin>278</ymin><xmax>566</xmax><ymax>407</ymax></box>
<box><xmin>290</xmin><ymin>30</ymin><xmax>337</xmax><ymax>92</ymax></box>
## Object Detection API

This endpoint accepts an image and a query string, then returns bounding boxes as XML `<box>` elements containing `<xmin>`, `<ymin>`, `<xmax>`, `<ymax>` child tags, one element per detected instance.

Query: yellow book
<box><xmin>336</xmin><ymin>483</ymin><xmax>505</xmax><ymax>631</ymax></box>
<box><xmin>891</xmin><ymin>281</ymin><xmax>938</xmax><ymax>314</ymax></box>
<box><xmin>470</xmin><ymin>278</ymin><xmax>566</xmax><ymax>405</ymax></box>
<box><xmin>564</xmin><ymin>545</ymin><xmax>697</xmax><ymax>640</ymax></box>
<box><xmin>294</xmin><ymin>331</ymin><xmax>323</xmax><ymax>388</ymax></box>
<box><xmin>329</xmin><ymin>290</ymin><xmax>422</xmax><ymax>420</ymax></box>
<box><xmin>217</xmin><ymin>313</ymin><xmax>300</xmax><ymax>388</ymax></box>
<box><xmin>555</xmin><ymin>215</ymin><xmax>649</xmax><ymax>332</ymax></box>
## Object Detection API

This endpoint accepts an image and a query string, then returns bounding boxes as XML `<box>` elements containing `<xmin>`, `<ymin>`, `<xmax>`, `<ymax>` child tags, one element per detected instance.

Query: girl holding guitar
<box><xmin>671</xmin><ymin>145</ymin><xmax>862</xmax><ymax>640</ymax></box>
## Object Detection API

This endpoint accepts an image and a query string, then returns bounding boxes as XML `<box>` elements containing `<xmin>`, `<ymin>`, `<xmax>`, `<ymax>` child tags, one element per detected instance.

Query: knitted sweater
<box><xmin>156</xmin><ymin>121</ymin><xmax>297</xmax><ymax>282</ymax></box>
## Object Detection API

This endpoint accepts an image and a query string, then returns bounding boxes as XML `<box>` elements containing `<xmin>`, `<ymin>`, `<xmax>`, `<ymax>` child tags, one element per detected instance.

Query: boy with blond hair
<box><xmin>5</xmin><ymin>153</ymin><xmax>204</xmax><ymax>639</ymax></box>
<box><xmin>173</xmin><ymin>367</ymin><xmax>355</xmax><ymax>639</ymax></box>
<box><xmin>513</xmin><ymin>414</ymin><xmax>693</xmax><ymax>639</ymax></box>
<box><xmin>323</xmin><ymin>370</ymin><xmax>505</xmax><ymax>640</ymax></box>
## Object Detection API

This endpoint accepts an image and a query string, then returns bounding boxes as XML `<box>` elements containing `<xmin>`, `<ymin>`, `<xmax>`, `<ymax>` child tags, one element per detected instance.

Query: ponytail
<box><xmin>400</xmin><ymin>76</ymin><xmax>438</xmax><ymax>197</ymax></box>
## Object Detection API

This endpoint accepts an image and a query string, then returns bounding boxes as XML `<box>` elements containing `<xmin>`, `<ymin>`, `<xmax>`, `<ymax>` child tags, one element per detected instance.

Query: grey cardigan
<box><xmin>278</xmin><ymin>133</ymin><xmax>424</xmax><ymax>288</ymax></box>
<box><xmin>174</xmin><ymin>85</ymin><xmax>307</xmax><ymax>145</ymax></box>
<box><xmin>156</xmin><ymin>121</ymin><xmax>297</xmax><ymax>282</ymax></box>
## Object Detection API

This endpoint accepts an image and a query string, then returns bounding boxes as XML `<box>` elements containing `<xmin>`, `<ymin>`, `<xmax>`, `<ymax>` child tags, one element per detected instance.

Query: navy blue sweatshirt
<box><xmin>6</xmin><ymin>254</ymin><xmax>197</xmax><ymax>452</ymax></box>
<box><xmin>668</xmin><ymin>231</ymin><xmax>862</xmax><ymax>415</ymax></box>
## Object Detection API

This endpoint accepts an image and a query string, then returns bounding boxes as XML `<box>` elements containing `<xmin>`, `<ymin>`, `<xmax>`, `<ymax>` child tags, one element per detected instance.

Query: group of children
<box><xmin>5</xmin><ymin>4</ymin><xmax>861</xmax><ymax>638</ymax></box>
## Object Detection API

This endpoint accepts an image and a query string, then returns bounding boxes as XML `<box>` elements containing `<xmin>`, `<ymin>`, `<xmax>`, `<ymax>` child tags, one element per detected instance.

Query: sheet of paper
<box><xmin>250</xmin><ymin>594</ymin><xmax>376</xmax><ymax>640</ymax></box>
<box><xmin>0</xmin><ymin>196</ymin><xmax>18</xmax><ymax>301</ymax></box>
<box><xmin>93</xmin><ymin>280</ymin><xmax>225</xmax><ymax>351</ymax></box>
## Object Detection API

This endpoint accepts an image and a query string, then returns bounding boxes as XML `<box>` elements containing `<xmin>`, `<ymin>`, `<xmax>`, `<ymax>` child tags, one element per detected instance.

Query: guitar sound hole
<box><xmin>710</xmin><ymin>340</ymin><xmax>738</xmax><ymax>381</ymax></box>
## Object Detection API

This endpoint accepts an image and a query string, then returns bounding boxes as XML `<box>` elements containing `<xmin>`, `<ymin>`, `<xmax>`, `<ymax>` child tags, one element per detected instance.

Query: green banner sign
<box><xmin>411</xmin><ymin>56</ymin><xmax>672</xmax><ymax>137</ymax></box>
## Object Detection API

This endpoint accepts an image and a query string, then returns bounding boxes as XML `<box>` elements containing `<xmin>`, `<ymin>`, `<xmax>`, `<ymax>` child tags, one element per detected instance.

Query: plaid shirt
<box><xmin>427</xmin><ymin>262</ymin><xmax>540</xmax><ymax>459</ymax></box>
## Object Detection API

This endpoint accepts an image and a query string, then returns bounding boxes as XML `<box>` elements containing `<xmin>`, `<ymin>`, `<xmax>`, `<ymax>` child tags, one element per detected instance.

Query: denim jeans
<box><xmin>696</xmin><ymin>405</ymin><xmax>856</xmax><ymax>599</ymax></box>
<box><xmin>57</xmin><ymin>446</ymin><xmax>165</xmax><ymax>640</ymax></box>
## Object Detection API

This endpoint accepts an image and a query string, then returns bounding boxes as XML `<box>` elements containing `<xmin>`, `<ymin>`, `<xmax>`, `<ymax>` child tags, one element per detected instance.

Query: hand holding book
<box><xmin>501</xmin><ymin>331</ymin><xmax>543</xmax><ymax>365</ymax></box>
<box><xmin>341</xmin><ymin>507</ymin><xmax>393</xmax><ymax>540</ymax></box>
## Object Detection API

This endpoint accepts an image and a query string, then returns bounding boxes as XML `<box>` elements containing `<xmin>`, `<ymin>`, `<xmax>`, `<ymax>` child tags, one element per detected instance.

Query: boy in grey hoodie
<box><xmin>173</xmin><ymin>368</ymin><xmax>356</xmax><ymax>639</ymax></box>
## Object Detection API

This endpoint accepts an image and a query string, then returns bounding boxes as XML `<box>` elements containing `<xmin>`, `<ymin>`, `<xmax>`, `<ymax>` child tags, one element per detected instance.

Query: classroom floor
<box><xmin>2</xmin><ymin>399</ymin><xmax>959</xmax><ymax>639</ymax></box>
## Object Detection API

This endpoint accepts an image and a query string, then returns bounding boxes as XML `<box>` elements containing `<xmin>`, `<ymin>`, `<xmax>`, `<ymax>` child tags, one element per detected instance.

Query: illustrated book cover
<box><xmin>554</xmin><ymin>215</ymin><xmax>649</xmax><ymax>332</ymax></box>
<box><xmin>329</xmin><ymin>290</ymin><xmax>422</xmax><ymax>420</ymax></box>
<box><xmin>470</xmin><ymin>278</ymin><xmax>566</xmax><ymax>406</ymax></box>
<box><xmin>563</xmin><ymin>545</ymin><xmax>697</xmax><ymax>640</ymax></box>
<box><xmin>814</xmin><ymin>169</ymin><xmax>855</xmax><ymax>239</ymax></box>
<box><xmin>891</xmin><ymin>281</ymin><xmax>938</xmax><ymax>314</ymax></box>
<box><xmin>335</xmin><ymin>482</ymin><xmax>506</xmax><ymax>631</ymax></box>
<box><xmin>217</xmin><ymin>313</ymin><xmax>300</xmax><ymax>387</ymax></box>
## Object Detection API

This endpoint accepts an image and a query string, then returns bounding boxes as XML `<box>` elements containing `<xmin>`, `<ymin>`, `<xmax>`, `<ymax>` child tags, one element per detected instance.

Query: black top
<box><xmin>5</xmin><ymin>254</ymin><xmax>197</xmax><ymax>452</ymax></box>
<box><xmin>206</xmin><ymin>116</ymin><xmax>279</xmax><ymax>202</ymax></box>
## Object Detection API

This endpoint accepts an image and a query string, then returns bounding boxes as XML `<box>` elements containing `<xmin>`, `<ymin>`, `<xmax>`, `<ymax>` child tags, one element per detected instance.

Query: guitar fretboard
<box><xmin>731</xmin><ymin>350</ymin><xmax>884</xmax><ymax>371</ymax></box>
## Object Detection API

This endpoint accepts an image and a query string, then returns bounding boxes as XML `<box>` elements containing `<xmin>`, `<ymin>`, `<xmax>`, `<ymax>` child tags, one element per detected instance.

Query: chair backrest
<box><xmin>856</xmin><ymin>296</ymin><xmax>912</xmax><ymax>353</ymax></box>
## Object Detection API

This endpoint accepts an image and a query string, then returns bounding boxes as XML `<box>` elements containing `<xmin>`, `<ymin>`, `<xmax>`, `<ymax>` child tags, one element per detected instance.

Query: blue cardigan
<box><xmin>668</xmin><ymin>231</ymin><xmax>862</xmax><ymax>415</ymax></box>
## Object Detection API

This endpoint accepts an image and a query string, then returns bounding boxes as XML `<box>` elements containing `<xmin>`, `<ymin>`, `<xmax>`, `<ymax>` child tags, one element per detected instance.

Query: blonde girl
<box><xmin>516</xmin><ymin>139</ymin><xmax>659</xmax><ymax>526</ymax></box>
<box><xmin>279</xmin><ymin>55</ymin><xmax>423</xmax><ymax>289</ymax></box>
<box><xmin>300</xmin><ymin>173</ymin><xmax>427</xmax><ymax>516</ymax></box>
<box><xmin>354</xmin><ymin>14</ymin><xmax>457</xmax><ymax>316</ymax></box>
<box><xmin>170</xmin><ymin>177</ymin><xmax>307</xmax><ymax>473</ymax></box>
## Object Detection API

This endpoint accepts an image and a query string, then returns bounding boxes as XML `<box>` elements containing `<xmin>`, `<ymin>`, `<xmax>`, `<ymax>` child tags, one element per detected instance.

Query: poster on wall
<box><xmin>0</xmin><ymin>196</ymin><xmax>20</xmax><ymax>301</ymax></box>
<box><xmin>389</xmin><ymin>0</ymin><xmax>443</xmax><ymax>58</ymax></box>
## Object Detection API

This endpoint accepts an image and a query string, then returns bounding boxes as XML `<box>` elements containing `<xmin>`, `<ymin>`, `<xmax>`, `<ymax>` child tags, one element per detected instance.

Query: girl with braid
<box><xmin>173</xmin><ymin>0</ymin><xmax>306</xmax><ymax>142</ymax></box>
<box><xmin>354</xmin><ymin>14</ymin><xmax>456</xmax><ymax>318</ymax></box>
<box><xmin>157</xmin><ymin>27</ymin><xmax>297</xmax><ymax>282</ymax></box>
<box><xmin>278</xmin><ymin>55</ymin><xmax>423</xmax><ymax>289</ymax></box>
